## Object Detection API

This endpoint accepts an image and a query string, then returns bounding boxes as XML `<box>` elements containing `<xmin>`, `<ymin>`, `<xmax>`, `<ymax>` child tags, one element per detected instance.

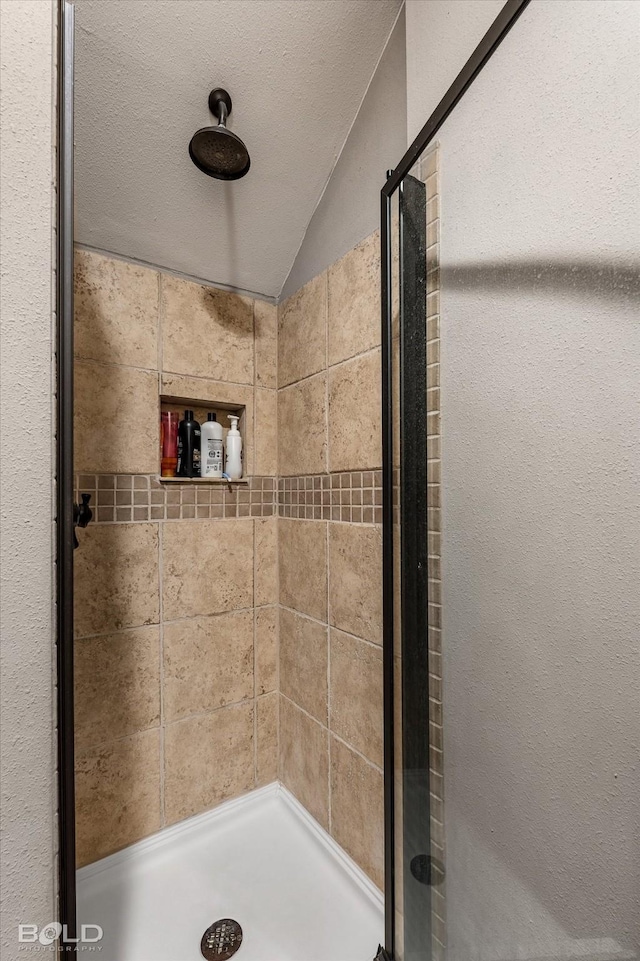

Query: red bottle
<box><xmin>160</xmin><ymin>411</ymin><xmax>179</xmax><ymax>477</ymax></box>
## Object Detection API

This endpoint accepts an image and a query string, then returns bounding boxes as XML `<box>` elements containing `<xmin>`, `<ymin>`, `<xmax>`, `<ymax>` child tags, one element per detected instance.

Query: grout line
<box><xmin>326</xmin><ymin>342</ymin><xmax>381</xmax><ymax>370</ymax></box>
<box><xmin>325</xmin><ymin>517</ymin><xmax>332</xmax><ymax>833</ymax></box>
<box><xmin>165</xmin><ymin>696</ymin><xmax>258</xmax><ymax>728</ymax></box>
<box><xmin>277</xmin><ymin>605</ymin><xmax>382</xmax><ymax>650</ymax></box>
<box><xmin>324</xmin><ymin>271</ymin><xmax>330</xmax><ymax>475</ymax></box>
<box><xmin>252</xmin><ymin>518</ymin><xmax>258</xmax><ymax>787</ymax></box>
<box><xmin>158</xmin><ymin>522</ymin><xmax>165</xmax><ymax>827</ymax></box>
<box><xmin>279</xmin><ymin>515</ymin><xmax>381</xmax><ymax>528</ymax></box>
<box><xmin>157</xmin><ymin>271</ymin><xmax>163</xmax><ymax>374</ymax></box>
<box><xmin>75</xmin><ymin>352</ymin><xmax>259</xmax><ymax>392</ymax></box>
<box><xmin>74</xmin><ymin>603</ymin><xmax>263</xmax><ymax>642</ymax></box>
<box><xmin>279</xmin><ymin>693</ymin><xmax>383</xmax><ymax>777</ymax></box>
<box><xmin>79</xmin><ymin>695</ymin><xmax>260</xmax><ymax>755</ymax></box>
<box><xmin>274</xmin><ymin>505</ymin><xmax>281</xmax><ymax>777</ymax></box>
<box><xmin>278</xmin><ymin>342</ymin><xmax>382</xmax><ymax>393</ymax></box>
<box><xmin>277</xmin><ymin>366</ymin><xmax>327</xmax><ymax>393</ymax></box>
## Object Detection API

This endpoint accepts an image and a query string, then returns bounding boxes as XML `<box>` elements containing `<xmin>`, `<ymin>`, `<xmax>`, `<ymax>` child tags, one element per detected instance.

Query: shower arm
<box><xmin>216</xmin><ymin>101</ymin><xmax>228</xmax><ymax>127</ymax></box>
<box><xmin>208</xmin><ymin>87</ymin><xmax>232</xmax><ymax>128</ymax></box>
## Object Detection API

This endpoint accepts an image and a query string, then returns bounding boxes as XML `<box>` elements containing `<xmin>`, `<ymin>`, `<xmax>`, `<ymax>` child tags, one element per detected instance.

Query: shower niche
<box><xmin>159</xmin><ymin>391</ymin><xmax>248</xmax><ymax>484</ymax></box>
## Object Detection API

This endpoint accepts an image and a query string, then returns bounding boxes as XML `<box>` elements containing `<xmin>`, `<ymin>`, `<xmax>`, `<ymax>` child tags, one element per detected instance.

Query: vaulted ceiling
<box><xmin>74</xmin><ymin>0</ymin><xmax>402</xmax><ymax>300</ymax></box>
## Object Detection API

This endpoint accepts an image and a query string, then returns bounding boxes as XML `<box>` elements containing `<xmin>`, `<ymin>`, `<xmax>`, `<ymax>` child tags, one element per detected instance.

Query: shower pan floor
<box><xmin>77</xmin><ymin>783</ymin><xmax>383</xmax><ymax>961</ymax></box>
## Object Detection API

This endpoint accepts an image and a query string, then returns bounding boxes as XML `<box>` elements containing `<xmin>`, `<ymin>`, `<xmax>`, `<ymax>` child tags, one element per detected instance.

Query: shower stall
<box><xmin>56</xmin><ymin>1</ymin><xmax>639</xmax><ymax>959</ymax></box>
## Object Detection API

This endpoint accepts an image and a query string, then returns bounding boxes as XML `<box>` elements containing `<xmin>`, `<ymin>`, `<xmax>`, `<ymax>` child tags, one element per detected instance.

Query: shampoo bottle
<box><xmin>225</xmin><ymin>414</ymin><xmax>243</xmax><ymax>480</ymax></box>
<box><xmin>177</xmin><ymin>410</ymin><xmax>201</xmax><ymax>478</ymax></box>
<box><xmin>200</xmin><ymin>413</ymin><xmax>224</xmax><ymax>478</ymax></box>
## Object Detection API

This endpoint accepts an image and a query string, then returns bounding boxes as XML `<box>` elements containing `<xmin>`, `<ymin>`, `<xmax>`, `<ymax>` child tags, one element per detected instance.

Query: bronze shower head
<box><xmin>189</xmin><ymin>88</ymin><xmax>250</xmax><ymax>181</ymax></box>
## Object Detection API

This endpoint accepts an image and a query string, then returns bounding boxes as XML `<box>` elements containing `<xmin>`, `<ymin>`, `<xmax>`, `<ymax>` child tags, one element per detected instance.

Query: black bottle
<box><xmin>177</xmin><ymin>410</ymin><xmax>201</xmax><ymax>477</ymax></box>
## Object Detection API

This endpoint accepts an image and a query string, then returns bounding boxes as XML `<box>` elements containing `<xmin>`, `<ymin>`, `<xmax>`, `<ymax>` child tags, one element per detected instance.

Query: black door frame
<box><xmin>380</xmin><ymin>2</ymin><xmax>532</xmax><ymax>957</ymax></box>
<box><xmin>57</xmin><ymin>0</ymin><xmax>77</xmax><ymax>947</ymax></box>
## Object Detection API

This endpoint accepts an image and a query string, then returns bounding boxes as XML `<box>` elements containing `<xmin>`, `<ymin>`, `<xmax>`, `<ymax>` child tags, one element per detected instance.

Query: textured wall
<box><xmin>405</xmin><ymin>0</ymin><xmax>505</xmax><ymax>144</ymax></box>
<box><xmin>0</xmin><ymin>0</ymin><xmax>57</xmax><ymax>951</ymax></box>
<box><xmin>281</xmin><ymin>9</ymin><xmax>406</xmax><ymax>300</ymax></box>
<box><xmin>73</xmin><ymin>251</ymin><xmax>279</xmax><ymax>867</ymax></box>
<box><xmin>408</xmin><ymin>1</ymin><xmax>640</xmax><ymax>957</ymax></box>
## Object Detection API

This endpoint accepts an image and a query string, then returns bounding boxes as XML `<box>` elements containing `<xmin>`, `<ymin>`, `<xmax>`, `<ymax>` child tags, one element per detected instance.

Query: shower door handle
<box><xmin>73</xmin><ymin>492</ymin><xmax>93</xmax><ymax>549</ymax></box>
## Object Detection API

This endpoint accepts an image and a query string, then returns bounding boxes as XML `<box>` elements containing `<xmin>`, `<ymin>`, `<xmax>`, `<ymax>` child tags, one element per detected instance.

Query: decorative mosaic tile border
<box><xmin>74</xmin><ymin>470</ymin><xmax>395</xmax><ymax>524</ymax></box>
<box><xmin>278</xmin><ymin>470</ymin><xmax>387</xmax><ymax>524</ymax></box>
<box><xmin>75</xmin><ymin>474</ymin><xmax>276</xmax><ymax>522</ymax></box>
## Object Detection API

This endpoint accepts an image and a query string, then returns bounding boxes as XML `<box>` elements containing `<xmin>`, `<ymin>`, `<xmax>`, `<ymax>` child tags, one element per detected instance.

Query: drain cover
<box><xmin>200</xmin><ymin>919</ymin><xmax>243</xmax><ymax>960</ymax></box>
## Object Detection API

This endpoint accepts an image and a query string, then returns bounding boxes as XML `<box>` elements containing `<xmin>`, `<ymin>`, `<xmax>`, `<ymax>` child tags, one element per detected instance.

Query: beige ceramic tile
<box><xmin>75</xmin><ymin>361</ymin><xmax>159</xmax><ymax>473</ymax></box>
<box><xmin>330</xmin><ymin>737</ymin><xmax>384</xmax><ymax>888</ymax></box>
<box><xmin>278</xmin><ymin>375</ymin><xmax>327</xmax><ymax>476</ymax></box>
<box><xmin>74</xmin><ymin>250</ymin><xmax>159</xmax><ymax>369</ymax></box>
<box><xmin>75</xmin><ymin>627</ymin><xmax>160</xmax><ymax>750</ymax></box>
<box><xmin>255</xmin><ymin>606</ymin><xmax>277</xmax><ymax>695</ymax></box>
<box><xmin>421</xmin><ymin>147</ymin><xmax>438</xmax><ymax>182</ymax></box>
<box><xmin>279</xmin><ymin>608</ymin><xmax>328</xmax><ymax>724</ymax></box>
<box><xmin>279</xmin><ymin>696</ymin><xmax>329</xmax><ymax>829</ymax></box>
<box><xmin>255</xmin><ymin>517</ymin><xmax>277</xmax><ymax>606</ymax></box>
<box><xmin>329</xmin><ymin>524</ymin><xmax>382</xmax><ymax>644</ymax></box>
<box><xmin>328</xmin><ymin>231</ymin><xmax>380</xmax><ymax>366</ymax></box>
<box><xmin>254</xmin><ymin>300</ymin><xmax>277</xmax><ymax>388</ymax></box>
<box><xmin>164</xmin><ymin>702</ymin><xmax>254</xmax><ymax>824</ymax></box>
<box><xmin>162</xmin><ymin>519</ymin><xmax>253</xmax><ymax>620</ymax></box>
<box><xmin>278</xmin><ymin>273</ymin><xmax>327</xmax><ymax>387</ymax></box>
<box><xmin>163</xmin><ymin>611</ymin><xmax>254</xmax><ymax>722</ymax></box>
<box><xmin>256</xmin><ymin>692</ymin><xmax>278</xmax><ymax>786</ymax></box>
<box><xmin>74</xmin><ymin>523</ymin><xmax>159</xmax><ymax>637</ymax></box>
<box><xmin>160</xmin><ymin>373</ymin><xmax>254</xmax><ymax>409</ymax></box>
<box><xmin>254</xmin><ymin>389</ymin><xmax>277</xmax><ymax>476</ymax></box>
<box><xmin>328</xmin><ymin>349</ymin><xmax>381</xmax><ymax>472</ymax></box>
<box><xmin>162</xmin><ymin>274</ymin><xmax>254</xmax><ymax>384</ymax></box>
<box><xmin>279</xmin><ymin>519</ymin><xmax>327</xmax><ymax>621</ymax></box>
<box><xmin>75</xmin><ymin>729</ymin><xmax>161</xmax><ymax>867</ymax></box>
<box><xmin>330</xmin><ymin>629</ymin><xmax>383</xmax><ymax>766</ymax></box>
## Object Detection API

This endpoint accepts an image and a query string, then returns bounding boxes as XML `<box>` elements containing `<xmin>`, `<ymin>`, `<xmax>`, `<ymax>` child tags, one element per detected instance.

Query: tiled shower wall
<box><xmin>73</xmin><ymin>250</ymin><xmax>279</xmax><ymax>867</ymax></box>
<box><xmin>73</xmin><ymin>209</ymin><xmax>440</xmax><ymax>901</ymax></box>
<box><xmin>276</xmin><ymin>233</ymin><xmax>385</xmax><ymax>889</ymax></box>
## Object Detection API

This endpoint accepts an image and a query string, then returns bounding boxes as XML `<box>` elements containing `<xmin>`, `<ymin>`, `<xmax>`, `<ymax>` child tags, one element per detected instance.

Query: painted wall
<box><xmin>0</xmin><ymin>0</ymin><xmax>57</xmax><ymax>951</ymax></box>
<box><xmin>407</xmin><ymin>0</ymin><xmax>640</xmax><ymax>957</ymax></box>
<box><xmin>406</xmin><ymin>0</ymin><xmax>505</xmax><ymax>143</ymax></box>
<box><xmin>281</xmin><ymin>10</ymin><xmax>406</xmax><ymax>300</ymax></box>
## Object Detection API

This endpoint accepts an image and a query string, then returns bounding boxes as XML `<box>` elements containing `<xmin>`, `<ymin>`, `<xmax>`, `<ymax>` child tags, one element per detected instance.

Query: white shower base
<box><xmin>77</xmin><ymin>783</ymin><xmax>383</xmax><ymax>961</ymax></box>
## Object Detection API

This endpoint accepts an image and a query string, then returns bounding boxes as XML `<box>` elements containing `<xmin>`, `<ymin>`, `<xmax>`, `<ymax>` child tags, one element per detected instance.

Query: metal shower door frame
<box><xmin>379</xmin><ymin>1</ymin><xmax>532</xmax><ymax>957</ymax></box>
<box><xmin>57</xmin><ymin>0</ymin><xmax>77</xmax><ymax>947</ymax></box>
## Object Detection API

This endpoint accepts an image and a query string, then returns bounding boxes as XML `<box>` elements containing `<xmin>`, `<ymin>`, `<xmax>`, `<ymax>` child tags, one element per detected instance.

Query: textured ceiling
<box><xmin>74</xmin><ymin>0</ymin><xmax>402</xmax><ymax>300</ymax></box>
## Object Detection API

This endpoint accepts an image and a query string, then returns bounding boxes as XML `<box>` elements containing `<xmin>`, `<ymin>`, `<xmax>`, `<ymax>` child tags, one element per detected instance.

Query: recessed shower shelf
<box><xmin>157</xmin><ymin>476</ymin><xmax>249</xmax><ymax>486</ymax></box>
<box><xmin>160</xmin><ymin>393</ymin><xmax>248</xmax><ymax>486</ymax></box>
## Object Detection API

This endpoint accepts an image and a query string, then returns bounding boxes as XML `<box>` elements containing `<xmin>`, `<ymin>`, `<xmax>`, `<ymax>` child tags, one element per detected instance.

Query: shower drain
<box><xmin>200</xmin><ymin>919</ymin><xmax>243</xmax><ymax>960</ymax></box>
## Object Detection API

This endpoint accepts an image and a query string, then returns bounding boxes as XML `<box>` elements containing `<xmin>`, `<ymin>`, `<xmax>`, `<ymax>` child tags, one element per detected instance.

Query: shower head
<box><xmin>189</xmin><ymin>88</ymin><xmax>251</xmax><ymax>181</ymax></box>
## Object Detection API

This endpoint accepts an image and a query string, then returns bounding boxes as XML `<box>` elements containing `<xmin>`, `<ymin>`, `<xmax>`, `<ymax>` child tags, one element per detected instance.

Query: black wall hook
<box><xmin>73</xmin><ymin>492</ymin><xmax>93</xmax><ymax>549</ymax></box>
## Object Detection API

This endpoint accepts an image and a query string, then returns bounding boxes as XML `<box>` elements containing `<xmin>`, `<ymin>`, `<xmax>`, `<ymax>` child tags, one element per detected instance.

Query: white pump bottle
<box><xmin>225</xmin><ymin>414</ymin><xmax>243</xmax><ymax>480</ymax></box>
